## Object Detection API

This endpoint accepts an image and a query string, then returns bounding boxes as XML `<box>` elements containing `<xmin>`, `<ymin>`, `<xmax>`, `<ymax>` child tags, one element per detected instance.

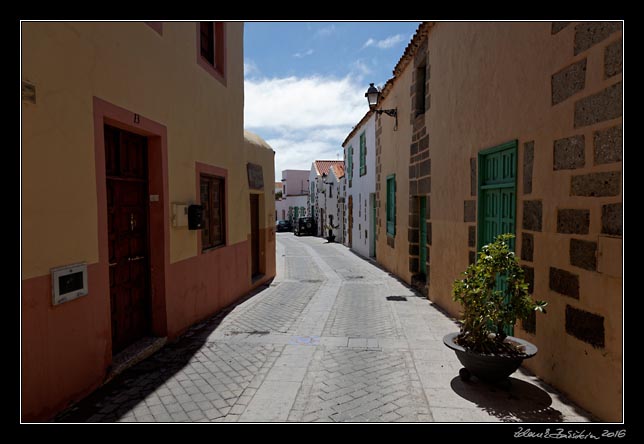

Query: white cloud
<box><xmin>351</xmin><ymin>59</ymin><xmax>373</xmax><ymax>78</ymax></box>
<box><xmin>245</xmin><ymin>74</ymin><xmax>368</xmax><ymax>178</ymax></box>
<box><xmin>293</xmin><ymin>49</ymin><xmax>314</xmax><ymax>58</ymax></box>
<box><xmin>245</xmin><ymin>75</ymin><xmax>366</xmax><ymax>130</ymax></box>
<box><xmin>316</xmin><ymin>24</ymin><xmax>336</xmax><ymax>37</ymax></box>
<box><xmin>244</xmin><ymin>59</ymin><xmax>259</xmax><ymax>77</ymax></box>
<box><xmin>362</xmin><ymin>34</ymin><xmax>405</xmax><ymax>49</ymax></box>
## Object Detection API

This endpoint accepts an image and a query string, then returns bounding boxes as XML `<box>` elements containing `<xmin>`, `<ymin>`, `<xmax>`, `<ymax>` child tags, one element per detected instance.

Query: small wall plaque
<box><xmin>247</xmin><ymin>163</ymin><xmax>264</xmax><ymax>190</ymax></box>
<box><xmin>51</xmin><ymin>262</ymin><xmax>88</xmax><ymax>306</ymax></box>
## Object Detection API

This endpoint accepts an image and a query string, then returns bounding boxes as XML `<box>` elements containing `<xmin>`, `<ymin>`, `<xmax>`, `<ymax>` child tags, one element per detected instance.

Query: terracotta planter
<box><xmin>443</xmin><ymin>332</ymin><xmax>538</xmax><ymax>382</ymax></box>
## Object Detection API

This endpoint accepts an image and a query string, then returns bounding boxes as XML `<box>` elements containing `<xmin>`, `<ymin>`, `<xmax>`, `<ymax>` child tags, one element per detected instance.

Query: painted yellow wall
<box><xmin>22</xmin><ymin>21</ymin><xmax>245</xmax><ymax>279</ymax></box>
<box><xmin>422</xmin><ymin>22</ymin><xmax>622</xmax><ymax>421</ymax></box>
<box><xmin>375</xmin><ymin>69</ymin><xmax>413</xmax><ymax>284</ymax></box>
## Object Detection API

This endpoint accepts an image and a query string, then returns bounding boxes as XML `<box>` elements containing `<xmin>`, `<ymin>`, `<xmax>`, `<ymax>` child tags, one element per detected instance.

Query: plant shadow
<box><xmin>450</xmin><ymin>376</ymin><xmax>566</xmax><ymax>422</ymax></box>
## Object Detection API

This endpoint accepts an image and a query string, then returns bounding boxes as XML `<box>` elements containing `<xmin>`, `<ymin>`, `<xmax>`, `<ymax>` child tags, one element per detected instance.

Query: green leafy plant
<box><xmin>452</xmin><ymin>233</ymin><xmax>547</xmax><ymax>356</ymax></box>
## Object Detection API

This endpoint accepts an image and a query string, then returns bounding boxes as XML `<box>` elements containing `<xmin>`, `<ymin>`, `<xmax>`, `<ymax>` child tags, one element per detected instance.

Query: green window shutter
<box><xmin>386</xmin><ymin>174</ymin><xmax>396</xmax><ymax>236</ymax></box>
<box><xmin>359</xmin><ymin>132</ymin><xmax>366</xmax><ymax>176</ymax></box>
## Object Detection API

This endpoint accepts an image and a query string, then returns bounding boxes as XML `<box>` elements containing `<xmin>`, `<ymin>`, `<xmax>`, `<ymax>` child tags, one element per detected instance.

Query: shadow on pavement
<box><xmin>449</xmin><ymin>376</ymin><xmax>566</xmax><ymax>422</ymax></box>
<box><xmin>54</xmin><ymin>282</ymin><xmax>273</xmax><ymax>423</ymax></box>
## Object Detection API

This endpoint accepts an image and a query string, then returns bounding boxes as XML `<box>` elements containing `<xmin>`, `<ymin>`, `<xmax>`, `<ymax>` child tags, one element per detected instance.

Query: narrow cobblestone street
<box><xmin>55</xmin><ymin>233</ymin><xmax>595</xmax><ymax>423</ymax></box>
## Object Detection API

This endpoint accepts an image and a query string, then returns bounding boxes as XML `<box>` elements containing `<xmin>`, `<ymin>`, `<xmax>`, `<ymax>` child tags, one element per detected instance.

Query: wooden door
<box><xmin>250</xmin><ymin>194</ymin><xmax>260</xmax><ymax>277</ymax></box>
<box><xmin>478</xmin><ymin>141</ymin><xmax>517</xmax><ymax>335</ymax></box>
<box><xmin>105</xmin><ymin>125</ymin><xmax>151</xmax><ymax>354</ymax></box>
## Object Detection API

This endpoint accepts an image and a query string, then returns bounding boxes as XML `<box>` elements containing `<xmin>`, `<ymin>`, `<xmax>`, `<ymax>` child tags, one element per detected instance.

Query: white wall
<box><xmin>343</xmin><ymin>114</ymin><xmax>376</xmax><ymax>258</ymax></box>
<box><xmin>282</xmin><ymin>169</ymin><xmax>309</xmax><ymax>197</ymax></box>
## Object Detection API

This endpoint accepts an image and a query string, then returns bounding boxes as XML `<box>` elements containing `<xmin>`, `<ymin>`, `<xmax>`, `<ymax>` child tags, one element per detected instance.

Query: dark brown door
<box><xmin>250</xmin><ymin>194</ymin><xmax>260</xmax><ymax>277</ymax></box>
<box><xmin>105</xmin><ymin>125</ymin><xmax>151</xmax><ymax>354</ymax></box>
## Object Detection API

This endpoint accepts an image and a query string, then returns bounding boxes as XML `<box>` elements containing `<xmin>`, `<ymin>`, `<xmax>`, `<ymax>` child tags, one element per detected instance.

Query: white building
<box><xmin>309</xmin><ymin>160</ymin><xmax>344</xmax><ymax>238</ymax></box>
<box><xmin>342</xmin><ymin>111</ymin><xmax>376</xmax><ymax>258</ymax></box>
<box><xmin>275</xmin><ymin>169</ymin><xmax>309</xmax><ymax>225</ymax></box>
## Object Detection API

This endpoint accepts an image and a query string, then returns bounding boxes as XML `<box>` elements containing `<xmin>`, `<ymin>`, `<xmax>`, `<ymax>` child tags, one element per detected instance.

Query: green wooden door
<box><xmin>478</xmin><ymin>141</ymin><xmax>517</xmax><ymax>335</ymax></box>
<box><xmin>419</xmin><ymin>196</ymin><xmax>427</xmax><ymax>276</ymax></box>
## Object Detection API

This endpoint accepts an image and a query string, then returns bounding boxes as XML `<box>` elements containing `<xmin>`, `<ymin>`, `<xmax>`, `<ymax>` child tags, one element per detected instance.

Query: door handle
<box><xmin>128</xmin><ymin>256</ymin><xmax>145</xmax><ymax>262</ymax></box>
<box><xmin>109</xmin><ymin>262</ymin><xmax>117</xmax><ymax>267</ymax></box>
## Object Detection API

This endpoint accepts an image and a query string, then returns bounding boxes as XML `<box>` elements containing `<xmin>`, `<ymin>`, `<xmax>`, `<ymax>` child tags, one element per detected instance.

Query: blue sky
<box><xmin>243</xmin><ymin>22</ymin><xmax>421</xmax><ymax>179</ymax></box>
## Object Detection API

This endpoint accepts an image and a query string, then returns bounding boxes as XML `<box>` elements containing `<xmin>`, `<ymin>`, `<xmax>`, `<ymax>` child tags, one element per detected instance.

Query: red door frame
<box><xmin>93</xmin><ymin>97</ymin><xmax>170</xmax><ymax>353</ymax></box>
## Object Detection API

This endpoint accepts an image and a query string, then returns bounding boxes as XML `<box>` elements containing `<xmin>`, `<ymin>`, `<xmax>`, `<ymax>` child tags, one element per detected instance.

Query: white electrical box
<box><xmin>172</xmin><ymin>203</ymin><xmax>188</xmax><ymax>227</ymax></box>
<box><xmin>51</xmin><ymin>262</ymin><xmax>88</xmax><ymax>306</ymax></box>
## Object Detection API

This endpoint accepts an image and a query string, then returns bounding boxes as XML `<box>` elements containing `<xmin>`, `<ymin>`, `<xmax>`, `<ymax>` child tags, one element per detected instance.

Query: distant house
<box><xmin>308</xmin><ymin>160</ymin><xmax>345</xmax><ymax>237</ymax></box>
<box><xmin>343</xmin><ymin>111</ymin><xmax>376</xmax><ymax>258</ymax></box>
<box><xmin>372</xmin><ymin>21</ymin><xmax>622</xmax><ymax>421</ymax></box>
<box><xmin>21</xmin><ymin>21</ymin><xmax>275</xmax><ymax>421</ymax></box>
<box><xmin>275</xmin><ymin>169</ymin><xmax>309</xmax><ymax>224</ymax></box>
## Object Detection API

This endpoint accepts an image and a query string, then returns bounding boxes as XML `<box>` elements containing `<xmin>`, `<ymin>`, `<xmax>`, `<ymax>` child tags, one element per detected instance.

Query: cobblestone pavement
<box><xmin>55</xmin><ymin>233</ymin><xmax>595</xmax><ymax>423</ymax></box>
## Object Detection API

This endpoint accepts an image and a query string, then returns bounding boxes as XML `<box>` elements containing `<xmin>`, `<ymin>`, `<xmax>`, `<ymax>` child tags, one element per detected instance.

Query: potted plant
<box><xmin>325</xmin><ymin>215</ymin><xmax>339</xmax><ymax>243</ymax></box>
<box><xmin>443</xmin><ymin>233</ymin><xmax>547</xmax><ymax>382</ymax></box>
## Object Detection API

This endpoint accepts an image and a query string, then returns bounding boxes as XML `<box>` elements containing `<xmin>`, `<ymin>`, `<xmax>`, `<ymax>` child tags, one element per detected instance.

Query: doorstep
<box><xmin>105</xmin><ymin>336</ymin><xmax>167</xmax><ymax>384</ymax></box>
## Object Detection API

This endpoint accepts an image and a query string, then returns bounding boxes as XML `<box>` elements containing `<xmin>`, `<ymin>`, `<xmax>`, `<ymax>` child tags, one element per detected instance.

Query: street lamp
<box><xmin>365</xmin><ymin>83</ymin><xmax>397</xmax><ymax>131</ymax></box>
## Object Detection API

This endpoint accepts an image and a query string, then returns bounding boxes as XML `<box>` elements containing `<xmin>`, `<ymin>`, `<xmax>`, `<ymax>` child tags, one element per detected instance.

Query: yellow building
<box><xmin>375</xmin><ymin>22</ymin><xmax>622</xmax><ymax>421</ymax></box>
<box><xmin>21</xmin><ymin>21</ymin><xmax>275</xmax><ymax>421</ymax></box>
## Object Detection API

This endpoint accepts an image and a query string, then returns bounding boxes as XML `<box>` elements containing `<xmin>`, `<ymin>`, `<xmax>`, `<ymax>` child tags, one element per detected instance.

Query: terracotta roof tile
<box><xmin>314</xmin><ymin>160</ymin><xmax>345</xmax><ymax>177</ymax></box>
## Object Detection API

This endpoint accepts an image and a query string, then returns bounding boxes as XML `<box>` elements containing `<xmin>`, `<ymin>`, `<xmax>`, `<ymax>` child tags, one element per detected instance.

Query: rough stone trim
<box><xmin>470</xmin><ymin>158</ymin><xmax>477</xmax><ymax>196</ymax></box>
<box><xmin>574</xmin><ymin>82</ymin><xmax>622</xmax><ymax>128</ymax></box>
<box><xmin>551</xmin><ymin>22</ymin><xmax>571</xmax><ymax>34</ymax></box>
<box><xmin>523</xmin><ymin>141</ymin><xmax>534</xmax><ymax>195</ymax></box>
<box><xmin>522</xmin><ymin>310</ymin><xmax>537</xmax><ymax>335</ymax></box>
<box><xmin>593</xmin><ymin>125</ymin><xmax>622</xmax><ymax>165</ymax></box>
<box><xmin>549</xmin><ymin>267</ymin><xmax>579</xmax><ymax>299</ymax></box>
<box><xmin>521</xmin><ymin>232</ymin><xmax>534</xmax><ymax>262</ymax></box>
<box><xmin>522</xmin><ymin>200</ymin><xmax>543</xmax><ymax>232</ymax></box>
<box><xmin>553</xmin><ymin>135</ymin><xmax>585</xmax><ymax>170</ymax></box>
<box><xmin>604</xmin><ymin>39</ymin><xmax>622</xmax><ymax>79</ymax></box>
<box><xmin>522</xmin><ymin>265</ymin><xmax>534</xmax><ymax>295</ymax></box>
<box><xmin>464</xmin><ymin>200</ymin><xmax>476</xmax><ymax>223</ymax></box>
<box><xmin>552</xmin><ymin>59</ymin><xmax>587</xmax><ymax>106</ymax></box>
<box><xmin>571</xmin><ymin>171</ymin><xmax>621</xmax><ymax>197</ymax></box>
<box><xmin>570</xmin><ymin>238</ymin><xmax>597</xmax><ymax>271</ymax></box>
<box><xmin>574</xmin><ymin>22</ymin><xmax>622</xmax><ymax>56</ymax></box>
<box><xmin>468</xmin><ymin>250</ymin><xmax>476</xmax><ymax>266</ymax></box>
<box><xmin>601</xmin><ymin>203</ymin><xmax>622</xmax><ymax>236</ymax></box>
<box><xmin>468</xmin><ymin>225</ymin><xmax>476</xmax><ymax>248</ymax></box>
<box><xmin>565</xmin><ymin>305</ymin><xmax>605</xmax><ymax>348</ymax></box>
<box><xmin>557</xmin><ymin>209</ymin><xmax>590</xmax><ymax>234</ymax></box>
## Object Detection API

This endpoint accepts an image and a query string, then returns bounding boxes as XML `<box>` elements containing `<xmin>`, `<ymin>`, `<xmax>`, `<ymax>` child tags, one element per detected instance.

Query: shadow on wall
<box><xmin>449</xmin><ymin>376</ymin><xmax>569</xmax><ymax>422</ymax></box>
<box><xmin>53</xmin><ymin>281</ymin><xmax>274</xmax><ymax>423</ymax></box>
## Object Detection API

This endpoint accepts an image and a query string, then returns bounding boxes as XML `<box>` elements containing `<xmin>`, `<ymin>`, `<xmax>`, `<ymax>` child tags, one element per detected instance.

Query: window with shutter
<box><xmin>200</xmin><ymin>174</ymin><xmax>226</xmax><ymax>250</ymax></box>
<box><xmin>386</xmin><ymin>174</ymin><xmax>396</xmax><ymax>236</ymax></box>
<box><xmin>359</xmin><ymin>132</ymin><xmax>367</xmax><ymax>176</ymax></box>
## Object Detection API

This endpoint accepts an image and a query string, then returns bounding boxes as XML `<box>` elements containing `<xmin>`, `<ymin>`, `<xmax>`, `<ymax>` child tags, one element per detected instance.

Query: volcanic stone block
<box><xmin>570</xmin><ymin>238</ymin><xmax>597</xmax><ymax>271</ymax></box>
<box><xmin>409</xmin><ymin>257</ymin><xmax>419</xmax><ymax>273</ymax></box>
<box><xmin>574</xmin><ymin>22</ymin><xmax>622</xmax><ymax>55</ymax></box>
<box><xmin>409</xmin><ymin>244</ymin><xmax>419</xmax><ymax>255</ymax></box>
<box><xmin>594</xmin><ymin>125</ymin><xmax>622</xmax><ymax>165</ymax></box>
<box><xmin>410</xmin><ymin>142</ymin><xmax>419</xmax><ymax>156</ymax></box>
<box><xmin>409</xmin><ymin>179</ymin><xmax>418</xmax><ymax>196</ymax></box>
<box><xmin>557</xmin><ymin>209</ymin><xmax>590</xmax><ymax>234</ymax></box>
<box><xmin>523</xmin><ymin>141</ymin><xmax>534</xmax><ymax>195</ymax></box>
<box><xmin>549</xmin><ymin>267</ymin><xmax>579</xmax><ymax>299</ymax></box>
<box><xmin>522</xmin><ymin>310</ymin><xmax>537</xmax><ymax>334</ymax></box>
<box><xmin>551</xmin><ymin>22</ymin><xmax>570</xmax><ymax>34</ymax></box>
<box><xmin>552</xmin><ymin>59</ymin><xmax>587</xmax><ymax>105</ymax></box>
<box><xmin>571</xmin><ymin>171</ymin><xmax>621</xmax><ymax>197</ymax></box>
<box><xmin>419</xmin><ymin>159</ymin><xmax>431</xmax><ymax>177</ymax></box>
<box><xmin>418</xmin><ymin>135</ymin><xmax>429</xmax><ymax>151</ymax></box>
<box><xmin>418</xmin><ymin>177</ymin><xmax>431</xmax><ymax>194</ymax></box>
<box><xmin>574</xmin><ymin>82</ymin><xmax>622</xmax><ymax>128</ymax></box>
<box><xmin>409</xmin><ymin>164</ymin><xmax>417</xmax><ymax>179</ymax></box>
<box><xmin>604</xmin><ymin>39</ymin><xmax>622</xmax><ymax>78</ymax></box>
<box><xmin>408</xmin><ymin>228</ymin><xmax>419</xmax><ymax>243</ymax></box>
<box><xmin>522</xmin><ymin>200</ymin><xmax>542</xmax><ymax>232</ymax></box>
<box><xmin>470</xmin><ymin>158</ymin><xmax>477</xmax><ymax>196</ymax></box>
<box><xmin>469</xmin><ymin>250</ymin><xmax>476</xmax><ymax>265</ymax></box>
<box><xmin>522</xmin><ymin>265</ymin><xmax>534</xmax><ymax>294</ymax></box>
<box><xmin>565</xmin><ymin>305</ymin><xmax>605</xmax><ymax>348</ymax></box>
<box><xmin>464</xmin><ymin>200</ymin><xmax>476</xmax><ymax>223</ymax></box>
<box><xmin>601</xmin><ymin>203</ymin><xmax>622</xmax><ymax>236</ymax></box>
<box><xmin>521</xmin><ymin>232</ymin><xmax>534</xmax><ymax>262</ymax></box>
<box><xmin>468</xmin><ymin>226</ymin><xmax>476</xmax><ymax>248</ymax></box>
<box><xmin>554</xmin><ymin>135</ymin><xmax>585</xmax><ymax>170</ymax></box>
